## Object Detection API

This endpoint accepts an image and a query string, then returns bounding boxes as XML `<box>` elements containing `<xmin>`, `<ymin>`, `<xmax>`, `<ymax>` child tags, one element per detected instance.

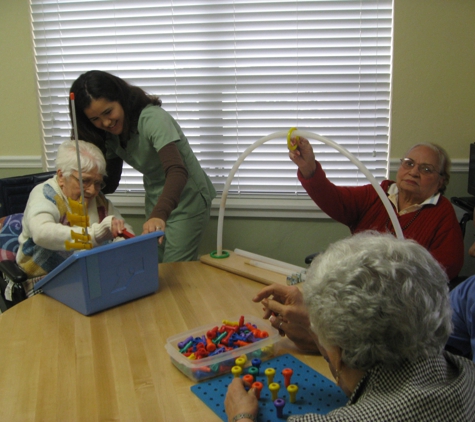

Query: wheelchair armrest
<box><xmin>0</xmin><ymin>260</ymin><xmax>28</xmax><ymax>284</ymax></box>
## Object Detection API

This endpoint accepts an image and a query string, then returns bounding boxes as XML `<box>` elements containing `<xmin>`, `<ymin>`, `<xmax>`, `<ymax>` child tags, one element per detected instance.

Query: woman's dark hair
<box><xmin>69</xmin><ymin>70</ymin><xmax>162</xmax><ymax>148</ymax></box>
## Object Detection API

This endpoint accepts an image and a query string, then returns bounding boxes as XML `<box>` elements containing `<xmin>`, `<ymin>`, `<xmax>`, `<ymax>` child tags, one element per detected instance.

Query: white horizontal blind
<box><xmin>31</xmin><ymin>0</ymin><xmax>393</xmax><ymax>196</ymax></box>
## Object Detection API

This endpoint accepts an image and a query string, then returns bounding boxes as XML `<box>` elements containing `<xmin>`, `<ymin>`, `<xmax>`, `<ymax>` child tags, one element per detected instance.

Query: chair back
<box><xmin>0</xmin><ymin>171</ymin><xmax>55</xmax><ymax>218</ymax></box>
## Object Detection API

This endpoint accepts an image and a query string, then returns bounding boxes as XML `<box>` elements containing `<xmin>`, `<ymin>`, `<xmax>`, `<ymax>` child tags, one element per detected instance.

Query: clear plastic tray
<box><xmin>165</xmin><ymin>315</ymin><xmax>280</xmax><ymax>382</ymax></box>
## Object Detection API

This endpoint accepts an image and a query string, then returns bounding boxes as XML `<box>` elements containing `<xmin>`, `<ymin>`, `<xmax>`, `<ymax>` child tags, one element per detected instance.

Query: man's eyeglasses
<box><xmin>70</xmin><ymin>173</ymin><xmax>106</xmax><ymax>190</ymax></box>
<box><xmin>399</xmin><ymin>158</ymin><xmax>442</xmax><ymax>176</ymax></box>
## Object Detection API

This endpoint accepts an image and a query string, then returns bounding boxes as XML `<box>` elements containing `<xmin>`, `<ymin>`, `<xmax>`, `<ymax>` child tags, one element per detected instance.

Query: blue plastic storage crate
<box><xmin>33</xmin><ymin>231</ymin><xmax>163</xmax><ymax>315</ymax></box>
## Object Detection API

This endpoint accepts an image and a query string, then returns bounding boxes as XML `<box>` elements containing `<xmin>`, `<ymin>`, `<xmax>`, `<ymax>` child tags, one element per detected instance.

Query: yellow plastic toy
<box><xmin>64</xmin><ymin>92</ymin><xmax>93</xmax><ymax>251</ymax></box>
<box><xmin>287</xmin><ymin>384</ymin><xmax>299</xmax><ymax>403</ymax></box>
<box><xmin>269</xmin><ymin>382</ymin><xmax>280</xmax><ymax>401</ymax></box>
<box><xmin>65</xmin><ymin>198</ymin><xmax>92</xmax><ymax>250</ymax></box>
<box><xmin>287</xmin><ymin>127</ymin><xmax>300</xmax><ymax>151</ymax></box>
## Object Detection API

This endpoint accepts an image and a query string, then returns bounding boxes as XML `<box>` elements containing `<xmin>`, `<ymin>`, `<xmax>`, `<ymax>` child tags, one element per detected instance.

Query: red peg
<box><xmin>242</xmin><ymin>374</ymin><xmax>254</xmax><ymax>388</ymax></box>
<box><xmin>194</xmin><ymin>349</ymin><xmax>208</xmax><ymax>359</ymax></box>
<box><xmin>282</xmin><ymin>368</ymin><xmax>293</xmax><ymax>387</ymax></box>
<box><xmin>207</xmin><ymin>326</ymin><xmax>218</xmax><ymax>339</ymax></box>
<box><xmin>251</xmin><ymin>381</ymin><xmax>264</xmax><ymax>400</ymax></box>
<box><xmin>120</xmin><ymin>229</ymin><xmax>134</xmax><ymax>238</ymax></box>
<box><xmin>205</xmin><ymin>336</ymin><xmax>216</xmax><ymax>352</ymax></box>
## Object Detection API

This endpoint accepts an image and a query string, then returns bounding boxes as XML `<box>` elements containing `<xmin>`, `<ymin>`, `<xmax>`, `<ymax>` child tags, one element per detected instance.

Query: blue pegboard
<box><xmin>191</xmin><ymin>353</ymin><xmax>347</xmax><ymax>421</ymax></box>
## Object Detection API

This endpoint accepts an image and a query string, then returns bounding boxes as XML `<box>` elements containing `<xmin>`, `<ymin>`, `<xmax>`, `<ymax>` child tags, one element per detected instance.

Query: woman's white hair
<box><xmin>55</xmin><ymin>140</ymin><xmax>106</xmax><ymax>177</ymax></box>
<box><xmin>304</xmin><ymin>231</ymin><xmax>452</xmax><ymax>371</ymax></box>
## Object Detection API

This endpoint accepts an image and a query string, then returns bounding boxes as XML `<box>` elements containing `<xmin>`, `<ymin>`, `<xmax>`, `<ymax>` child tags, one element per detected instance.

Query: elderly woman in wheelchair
<box><xmin>0</xmin><ymin>140</ymin><xmax>133</xmax><ymax>308</ymax></box>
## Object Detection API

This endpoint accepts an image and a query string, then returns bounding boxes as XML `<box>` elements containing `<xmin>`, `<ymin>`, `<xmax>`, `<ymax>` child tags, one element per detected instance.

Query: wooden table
<box><xmin>0</xmin><ymin>262</ymin><xmax>333</xmax><ymax>421</ymax></box>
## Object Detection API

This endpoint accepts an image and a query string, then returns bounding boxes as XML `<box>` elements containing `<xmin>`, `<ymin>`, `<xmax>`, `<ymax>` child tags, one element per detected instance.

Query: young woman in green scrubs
<box><xmin>69</xmin><ymin>71</ymin><xmax>216</xmax><ymax>262</ymax></box>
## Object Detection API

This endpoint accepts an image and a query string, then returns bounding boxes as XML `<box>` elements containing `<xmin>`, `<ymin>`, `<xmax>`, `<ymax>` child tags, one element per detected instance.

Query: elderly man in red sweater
<box><xmin>290</xmin><ymin>138</ymin><xmax>463</xmax><ymax>282</ymax></box>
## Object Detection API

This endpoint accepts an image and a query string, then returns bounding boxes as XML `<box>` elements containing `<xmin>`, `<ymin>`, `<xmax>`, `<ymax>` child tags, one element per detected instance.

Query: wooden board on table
<box><xmin>199</xmin><ymin>250</ymin><xmax>290</xmax><ymax>286</ymax></box>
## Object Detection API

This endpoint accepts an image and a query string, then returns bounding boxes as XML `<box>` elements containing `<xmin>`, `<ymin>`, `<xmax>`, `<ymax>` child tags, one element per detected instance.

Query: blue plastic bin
<box><xmin>33</xmin><ymin>231</ymin><xmax>162</xmax><ymax>315</ymax></box>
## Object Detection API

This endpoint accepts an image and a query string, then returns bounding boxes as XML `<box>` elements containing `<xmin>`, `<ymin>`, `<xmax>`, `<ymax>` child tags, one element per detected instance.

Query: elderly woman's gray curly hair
<box><xmin>56</xmin><ymin>139</ymin><xmax>107</xmax><ymax>177</ymax></box>
<box><xmin>304</xmin><ymin>231</ymin><xmax>452</xmax><ymax>371</ymax></box>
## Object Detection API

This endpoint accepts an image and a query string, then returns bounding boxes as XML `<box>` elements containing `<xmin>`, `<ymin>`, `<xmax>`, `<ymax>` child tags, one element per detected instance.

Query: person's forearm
<box><xmin>149</xmin><ymin>142</ymin><xmax>188</xmax><ymax>221</ymax></box>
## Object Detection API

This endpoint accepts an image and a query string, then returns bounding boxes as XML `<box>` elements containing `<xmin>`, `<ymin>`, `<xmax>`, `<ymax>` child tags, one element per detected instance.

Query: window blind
<box><xmin>31</xmin><ymin>0</ymin><xmax>393</xmax><ymax>197</ymax></box>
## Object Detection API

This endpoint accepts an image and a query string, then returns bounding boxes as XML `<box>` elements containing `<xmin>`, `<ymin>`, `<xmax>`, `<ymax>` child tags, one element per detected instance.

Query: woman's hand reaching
<box><xmin>253</xmin><ymin>284</ymin><xmax>319</xmax><ymax>353</ymax></box>
<box><xmin>289</xmin><ymin>136</ymin><xmax>317</xmax><ymax>179</ymax></box>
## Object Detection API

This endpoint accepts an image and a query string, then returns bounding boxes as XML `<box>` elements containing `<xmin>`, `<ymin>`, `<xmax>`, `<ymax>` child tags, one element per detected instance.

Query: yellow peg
<box><xmin>64</xmin><ymin>241</ymin><xmax>92</xmax><ymax>251</ymax></box>
<box><xmin>265</xmin><ymin>367</ymin><xmax>275</xmax><ymax>385</ymax></box>
<box><xmin>65</xmin><ymin>197</ymin><xmax>92</xmax><ymax>250</ymax></box>
<box><xmin>261</xmin><ymin>345</ymin><xmax>274</xmax><ymax>356</ymax></box>
<box><xmin>70</xmin><ymin>230</ymin><xmax>90</xmax><ymax>243</ymax></box>
<box><xmin>269</xmin><ymin>382</ymin><xmax>280</xmax><ymax>401</ymax></box>
<box><xmin>67</xmin><ymin>212</ymin><xmax>89</xmax><ymax>227</ymax></box>
<box><xmin>68</xmin><ymin>197</ymin><xmax>85</xmax><ymax>214</ymax></box>
<box><xmin>67</xmin><ymin>198</ymin><xmax>89</xmax><ymax>226</ymax></box>
<box><xmin>65</xmin><ymin>229</ymin><xmax>92</xmax><ymax>250</ymax></box>
<box><xmin>287</xmin><ymin>384</ymin><xmax>298</xmax><ymax>403</ymax></box>
<box><xmin>222</xmin><ymin>319</ymin><xmax>239</xmax><ymax>326</ymax></box>
<box><xmin>231</xmin><ymin>366</ymin><xmax>243</xmax><ymax>378</ymax></box>
<box><xmin>235</xmin><ymin>357</ymin><xmax>246</xmax><ymax>368</ymax></box>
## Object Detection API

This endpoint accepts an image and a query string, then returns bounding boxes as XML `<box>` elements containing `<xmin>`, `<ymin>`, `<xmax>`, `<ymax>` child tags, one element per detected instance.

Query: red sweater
<box><xmin>299</xmin><ymin>161</ymin><xmax>464</xmax><ymax>281</ymax></box>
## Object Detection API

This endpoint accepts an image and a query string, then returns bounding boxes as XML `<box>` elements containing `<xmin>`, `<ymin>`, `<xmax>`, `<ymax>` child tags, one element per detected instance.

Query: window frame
<box><xmin>30</xmin><ymin>0</ymin><xmax>394</xmax><ymax>217</ymax></box>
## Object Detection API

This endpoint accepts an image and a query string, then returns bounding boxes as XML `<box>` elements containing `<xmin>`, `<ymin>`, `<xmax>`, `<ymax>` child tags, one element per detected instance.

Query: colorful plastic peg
<box><xmin>251</xmin><ymin>381</ymin><xmax>264</xmax><ymax>400</ymax></box>
<box><xmin>179</xmin><ymin>340</ymin><xmax>193</xmax><ymax>354</ymax></box>
<box><xmin>205</xmin><ymin>336</ymin><xmax>217</xmax><ymax>352</ymax></box>
<box><xmin>222</xmin><ymin>319</ymin><xmax>239</xmax><ymax>327</ymax></box>
<box><xmin>231</xmin><ymin>366</ymin><xmax>243</xmax><ymax>378</ymax></box>
<box><xmin>206</xmin><ymin>326</ymin><xmax>218</xmax><ymax>339</ymax></box>
<box><xmin>265</xmin><ymin>367</ymin><xmax>276</xmax><ymax>385</ymax></box>
<box><xmin>247</xmin><ymin>366</ymin><xmax>259</xmax><ymax>381</ymax></box>
<box><xmin>213</xmin><ymin>331</ymin><xmax>227</xmax><ymax>344</ymax></box>
<box><xmin>282</xmin><ymin>368</ymin><xmax>293</xmax><ymax>387</ymax></box>
<box><xmin>269</xmin><ymin>382</ymin><xmax>280</xmax><ymax>401</ymax></box>
<box><xmin>242</xmin><ymin>374</ymin><xmax>254</xmax><ymax>389</ymax></box>
<box><xmin>235</xmin><ymin>357</ymin><xmax>246</xmax><ymax>368</ymax></box>
<box><xmin>251</xmin><ymin>358</ymin><xmax>262</xmax><ymax>372</ymax></box>
<box><xmin>177</xmin><ymin>335</ymin><xmax>193</xmax><ymax>349</ymax></box>
<box><xmin>287</xmin><ymin>384</ymin><xmax>298</xmax><ymax>403</ymax></box>
<box><xmin>274</xmin><ymin>398</ymin><xmax>285</xmax><ymax>418</ymax></box>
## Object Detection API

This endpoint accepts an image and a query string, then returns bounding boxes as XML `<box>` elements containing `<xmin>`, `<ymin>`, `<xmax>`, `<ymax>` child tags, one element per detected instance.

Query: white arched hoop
<box><xmin>213</xmin><ymin>129</ymin><xmax>403</xmax><ymax>257</ymax></box>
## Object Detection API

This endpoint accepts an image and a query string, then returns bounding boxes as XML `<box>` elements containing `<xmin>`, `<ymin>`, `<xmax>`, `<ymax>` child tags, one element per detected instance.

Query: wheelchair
<box><xmin>0</xmin><ymin>171</ymin><xmax>55</xmax><ymax>312</ymax></box>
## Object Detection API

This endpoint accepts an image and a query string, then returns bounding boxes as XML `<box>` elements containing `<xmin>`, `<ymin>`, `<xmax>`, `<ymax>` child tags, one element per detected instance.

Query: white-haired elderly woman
<box><xmin>16</xmin><ymin>140</ymin><xmax>133</xmax><ymax>291</ymax></box>
<box><xmin>225</xmin><ymin>232</ymin><xmax>475</xmax><ymax>422</ymax></box>
<box><xmin>290</xmin><ymin>138</ymin><xmax>463</xmax><ymax>283</ymax></box>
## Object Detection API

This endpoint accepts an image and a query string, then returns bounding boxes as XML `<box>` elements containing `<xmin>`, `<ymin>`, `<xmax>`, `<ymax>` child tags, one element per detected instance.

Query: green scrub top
<box><xmin>105</xmin><ymin>105</ymin><xmax>216</xmax><ymax>220</ymax></box>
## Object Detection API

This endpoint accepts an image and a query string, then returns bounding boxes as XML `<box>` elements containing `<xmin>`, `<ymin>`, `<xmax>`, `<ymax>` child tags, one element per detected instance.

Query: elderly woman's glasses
<box><xmin>70</xmin><ymin>174</ymin><xmax>106</xmax><ymax>190</ymax></box>
<box><xmin>399</xmin><ymin>158</ymin><xmax>442</xmax><ymax>176</ymax></box>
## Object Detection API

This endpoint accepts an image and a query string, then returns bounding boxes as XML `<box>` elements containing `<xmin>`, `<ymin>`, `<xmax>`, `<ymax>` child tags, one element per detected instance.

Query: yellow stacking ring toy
<box><xmin>287</xmin><ymin>127</ymin><xmax>299</xmax><ymax>151</ymax></box>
